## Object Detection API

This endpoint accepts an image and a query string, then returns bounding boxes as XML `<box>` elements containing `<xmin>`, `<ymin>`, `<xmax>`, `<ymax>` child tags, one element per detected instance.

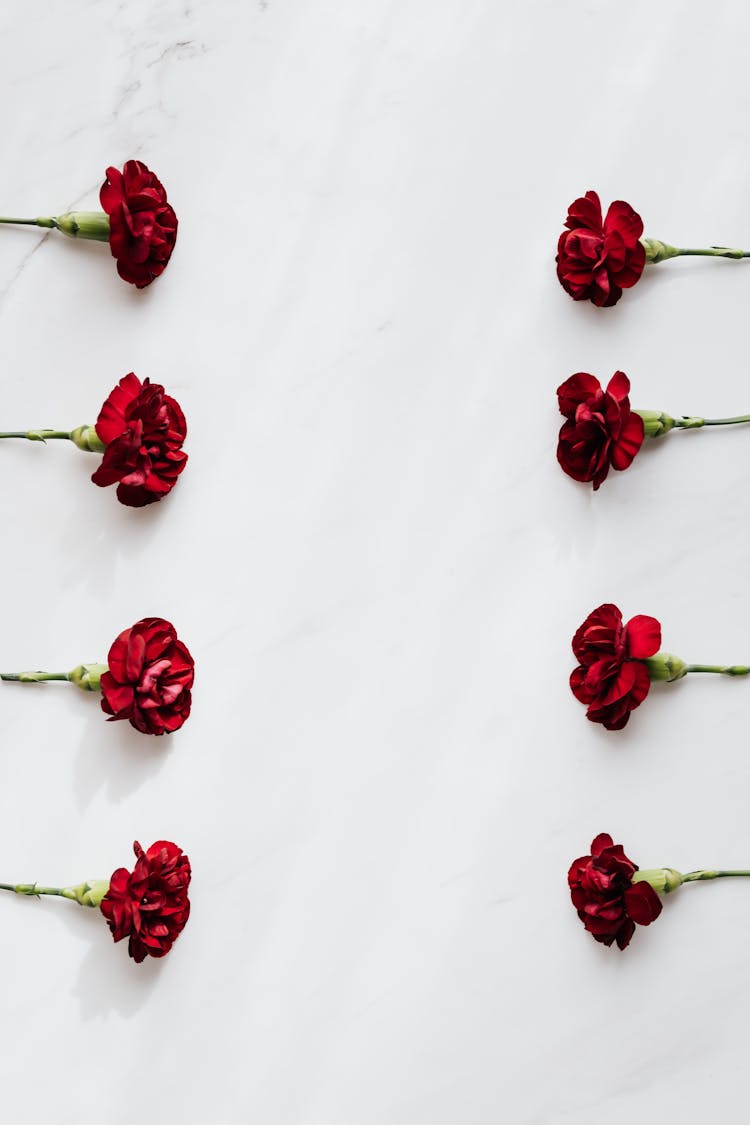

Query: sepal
<box><xmin>644</xmin><ymin>652</ymin><xmax>688</xmax><ymax>682</ymax></box>
<box><xmin>641</xmin><ymin>237</ymin><xmax>680</xmax><ymax>264</ymax></box>
<box><xmin>62</xmin><ymin>880</ymin><xmax>110</xmax><ymax>907</ymax></box>
<box><xmin>632</xmin><ymin>868</ymin><xmax>684</xmax><ymax>895</ymax></box>
<box><xmin>70</xmin><ymin>425</ymin><xmax>106</xmax><ymax>453</ymax></box>
<box><xmin>67</xmin><ymin>663</ymin><xmax>108</xmax><ymax>692</ymax></box>
<box><xmin>54</xmin><ymin>212</ymin><xmax>111</xmax><ymax>242</ymax></box>
<box><xmin>635</xmin><ymin>410</ymin><xmax>675</xmax><ymax>438</ymax></box>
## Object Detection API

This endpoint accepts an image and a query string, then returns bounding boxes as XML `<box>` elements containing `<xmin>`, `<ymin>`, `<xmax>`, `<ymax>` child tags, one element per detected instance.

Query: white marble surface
<box><xmin>2</xmin><ymin>0</ymin><xmax>750</xmax><ymax>1120</ymax></box>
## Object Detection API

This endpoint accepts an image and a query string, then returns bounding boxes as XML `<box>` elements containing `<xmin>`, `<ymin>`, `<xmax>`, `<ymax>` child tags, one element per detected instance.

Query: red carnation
<box><xmin>557</xmin><ymin>371</ymin><xmax>644</xmax><ymax>489</ymax></box>
<box><xmin>1</xmin><ymin>616</ymin><xmax>194</xmax><ymax>736</ymax></box>
<box><xmin>101</xmin><ymin>617</ymin><xmax>194</xmax><ymax>735</ymax></box>
<box><xmin>0</xmin><ymin>838</ymin><xmax>191</xmax><ymax>963</ymax></box>
<box><xmin>0</xmin><ymin>159</ymin><xmax>177</xmax><ymax>287</ymax></box>
<box><xmin>100</xmin><ymin>840</ymin><xmax>191</xmax><ymax>963</ymax></box>
<box><xmin>557</xmin><ymin>191</ymin><xmax>645</xmax><ymax>307</ymax></box>
<box><xmin>570</xmin><ymin>603</ymin><xmax>661</xmax><ymax>730</ymax></box>
<box><xmin>0</xmin><ymin>372</ymin><xmax>187</xmax><ymax>508</ymax></box>
<box><xmin>568</xmin><ymin>833</ymin><xmax>662</xmax><ymax>950</ymax></box>
<box><xmin>100</xmin><ymin>160</ymin><xmax>178</xmax><ymax>288</ymax></box>
<box><xmin>91</xmin><ymin>372</ymin><xmax>188</xmax><ymax>507</ymax></box>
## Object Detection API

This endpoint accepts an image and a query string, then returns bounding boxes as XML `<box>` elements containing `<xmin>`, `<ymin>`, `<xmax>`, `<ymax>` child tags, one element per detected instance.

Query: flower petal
<box><xmin>610</xmin><ymin>411</ymin><xmax>644</xmax><ymax>471</ymax></box>
<box><xmin>626</xmin><ymin>615</ymin><xmax>662</xmax><ymax>659</ymax></box>
<box><xmin>624</xmin><ymin>881</ymin><xmax>663</xmax><ymax>925</ymax></box>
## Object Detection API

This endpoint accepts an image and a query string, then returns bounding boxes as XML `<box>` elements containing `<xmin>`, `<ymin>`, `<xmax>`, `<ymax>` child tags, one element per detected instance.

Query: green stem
<box><xmin>0</xmin><ymin>664</ymin><xmax>106</xmax><ymax>691</ymax></box>
<box><xmin>701</xmin><ymin>415</ymin><xmax>750</xmax><ymax>425</ymax></box>
<box><xmin>0</xmin><ymin>430</ymin><xmax>72</xmax><ymax>442</ymax></box>
<box><xmin>0</xmin><ymin>426</ymin><xmax>103</xmax><ymax>452</ymax></box>
<box><xmin>674</xmin><ymin>415</ymin><xmax>750</xmax><ymax>429</ymax></box>
<box><xmin>0</xmin><ymin>213</ymin><xmax>110</xmax><ymax>241</ymax></box>
<box><xmin>682</xmin><ymin>869</ymin><xmax>750</xmax><ymax>882</ymax></box>
<box><xmin>634</xmin><ymin>866</ymin><xmax>750</xmax><ymax>894</ymax></box>
<box><xmin>0</xmin><ymin>216</ymin><xmax>56</xmax><ymax>228</ymax></box>
<box><xmin>675</xmin><ymin>247</ymin><xmax>750</xmax><ymax>259</ymax></box>
<box><xmin>0</xmin><ymin>671</ymin><xmax>71</xmax><ymax>682</ymax></box>
<box><xmin>0</xmin><ymin>882</ymin><xmax>65</xmax><ymax>897</ymax></box>
<box><xmin>643</xmin><ymin>237</ymin><xmax>750</xmax><ymax>264</ymax></box>
<box><xmin>685</xmin><ymin>664</ymin><xmax>750</xmax><ymax>677</ymax></box>
<box><xmin>646</xmin><ymin>654</ymin><xmax>750</xmax><ymax>681</ymax></box>
<box><xmin>637</xmin><ymin>410</ymin><xmax>750</xmax><ymax>437</ymax></box>
<box><xmin>0</xmin><ymin>880</ymin><xmax>108</xmax><ymax>906</ymax></box>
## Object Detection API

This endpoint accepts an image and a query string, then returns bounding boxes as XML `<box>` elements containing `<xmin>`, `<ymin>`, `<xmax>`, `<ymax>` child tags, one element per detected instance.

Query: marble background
<box><xmin>2</xmin><ymin>1</ymin><xmax>750</xmax><ymax>1121</ymax></box>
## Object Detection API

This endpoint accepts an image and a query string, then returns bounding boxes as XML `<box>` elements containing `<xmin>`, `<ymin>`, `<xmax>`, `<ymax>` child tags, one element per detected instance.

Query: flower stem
<box><xmin>0</xmin><ymin>880</ymin><xmax>108</xmax><ymax>906</ymax></box>
<box><xmin>0</xmin><ymin>430</ymin><xmax>72</xmax><ymax>442</ymax></box>
<box><xmin>682</xmin><ymin>869</ymin><xmax>750</xmax><ymax>882</ymax></box>
<box><xmin>636</xmin><ymin>410</ymin><xmax>750</xmax><ymax>437</ymax></box>
<box><xmin>699</xmin><ymin>415</ymin><xmax>750</xmax><ymax>426</ymax></box>
<box><xmin>0</xmin><ymin>671</ymin><xmax>71</xmax><ymax>682</ymax></box>
<box><xmin>643</xmin><ymin>237</ymin><xmax>750</xmax><ymax>264</ymax></box>
<box><xmin>0</xmin><ymin>212</ymin><xmax>109</xmax><ymax>241</ymax></box>
<box><xmin>675</xmin><ymin>247</ymin><xmax>750</xmax><ymax>259</ymax></box>
<box><xmin>674</xmin><ymin>415</ymin><xmax>750</xmax><ymax>429</ymax></box>
<box><xmin>0</xmin><ymin>216</ymin><xmax>56</xmax><ymax>228</ymax></box>
<box><xmin>0</xmin><ymin>882</ymin><xmax>65</xmax><ymax>896</ymax></box>
<box><xmin>646</xmin><ymin>654</ymin><xmax>750</xmax><ymax>680</ymax></box>
<box><xmin>0</xmin><ymin>426</ymin><xmax>104</xmax><ymax>452</ymax></box>
<box><xmin>634</xmin><ymin>866</ymin><xmax>750</xmax><ymax>894</ymax></box>
<box><xmin>0</xmin><ymin>664</ymin><xmax>106</xmax><ymax>691</ymax></box>
<box><xmin>685</xmin><ymin>664</ymin><xmax>750</xmax><ymax>677</ymax></box>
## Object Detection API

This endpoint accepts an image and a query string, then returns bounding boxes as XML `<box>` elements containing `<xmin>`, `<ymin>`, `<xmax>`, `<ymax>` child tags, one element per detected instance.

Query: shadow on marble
<box><xmin>73</xmin><ymin>704</ymin><xmax>173</xmax><ymax>811</ymax></box>
<box><xmin>0</xmin><ymin>679</ymin><xmax>171</xmax><ymax>806</ymax></box>
<box><xmin>58</xmin><ymin>488</ymin><xmax>168</xmax><ymax>591</ymax></box>
<box><xmin>46</xmin><ymin>236</ymin><xmax>152</xmax><ymax>307</ymax></box>
<box><xmin>57</xmin><ymin>906</ymin><xmax>164</xmax><ymax>1021</ymax></box>
<box><xmin>2</xmin><ymin>891</ymin><xmax>162</xmax><ymax>1019</ymax></box>
<box><xmin>71</xmin><ymin>929</ymin><xmax>165</xmax><ymax>1022</ymax></box>
<box><xmin>0</xmin><ymin>447</ymin><xmax>169</xmax><ymax>600</ymax></box>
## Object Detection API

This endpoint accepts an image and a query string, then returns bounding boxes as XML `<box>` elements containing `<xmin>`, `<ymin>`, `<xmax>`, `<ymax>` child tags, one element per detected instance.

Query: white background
<box><xmin>1</xmin><ymin>1</ymin><xmax>750</xmax><ymax>1121</ymax></box>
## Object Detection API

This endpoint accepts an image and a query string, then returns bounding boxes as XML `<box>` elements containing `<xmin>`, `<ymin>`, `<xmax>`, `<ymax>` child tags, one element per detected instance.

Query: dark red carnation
<box><xmin>557</xmin><ymin>191</ymin><xmax>646</xmax><ymax>307</ymax></box>
<box><xmin>100</xmin><ymin>617</ymin><xmax>194</xmax><ymax>735</ymax></box>
<box><xmin>569</xmin><ymin>833</ymin><xmax>662</xmax><ymax>949</ymax></box>
<box><xmin>570</xmin><ymin>603</ymin><xmax>661</xmax><ymax>730</ymax></box>
<box><xmin>100</xmin><ymin>840</ymin><xmax>191</xmax><ymax>963</ymax></box>
<box><xmin>557</xmin><ymin>371</ymin><xmax>644</xmax><ymax>489</ymax></box>
<box><xmin>91</xmin><ymin>372</ymin><xmax>187</xmax><ymax>508</ymax></box>
<box><xmin>100</xmin><ymin>161</ymin><xmax>178</xmax><ymax>288</ymax></box>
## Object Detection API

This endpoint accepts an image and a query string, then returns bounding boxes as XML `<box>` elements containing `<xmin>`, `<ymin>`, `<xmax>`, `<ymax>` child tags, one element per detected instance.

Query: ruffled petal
<box><xmin>590</xmin><ymin>833</ymin><xmax>614</xmax><ymax>857</ymax></box>
<box><xmin>557</xmin><ymin>372</ymin><xmax>603</xmax><ymax>418</ymax></box>
<box><xmin>610</xmin><ymin>411</ymin><xmax>644</xmax><ymax>471</ymax></box>
<box><xmin>604</xmin><ymin>199</ymin><xmax>644</xmax><ymax>244</ymax></box>
<box><xmin>626</xmin><ymin>615</ymin><xmax>662</xmax><ymax>660</ymax></box>
<box><xmin>565</xmin><ymin>191</ymin><xmax>603</xmax><ymax>233</ymax></box>
<box><xmin>624</xmin><ymin>881</ymin><xmax>663</xmax><ymax>925</ymax></box>
<box><xmin>605</xmin><ymin>370</ymin><xmax>630</xmax><ymax>403</ymax></box>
